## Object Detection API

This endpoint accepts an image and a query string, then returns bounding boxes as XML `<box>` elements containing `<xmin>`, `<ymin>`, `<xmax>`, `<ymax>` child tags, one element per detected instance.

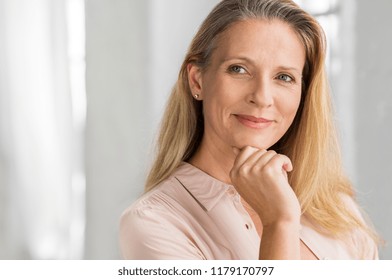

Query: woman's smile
<box><xmin>234</xmin><ymin>114</ymin><xmax>274</xmax><ymax>129</ymax></box>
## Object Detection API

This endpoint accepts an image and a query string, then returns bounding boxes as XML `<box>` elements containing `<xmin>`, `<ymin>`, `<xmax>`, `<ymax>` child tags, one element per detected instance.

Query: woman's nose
<box><xmin>247</xmin><ymin>77</ymin><xmax>274</xmax><ymax>107</ymax></box>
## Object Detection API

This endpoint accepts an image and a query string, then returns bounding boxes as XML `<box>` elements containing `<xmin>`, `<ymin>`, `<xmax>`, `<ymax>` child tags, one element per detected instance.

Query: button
<box><xmin>226</xmin><ymin>188</ymin><xmax>236</xmax><ymax>196</ymax></box>
<box><xmin>245</xmin><ymin>224</ymin><xmax>249</xmax><ymax>229</ymax></box>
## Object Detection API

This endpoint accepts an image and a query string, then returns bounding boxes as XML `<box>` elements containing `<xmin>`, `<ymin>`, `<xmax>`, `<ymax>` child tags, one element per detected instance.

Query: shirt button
<box><xmin>227</xmin><ymin>188</ymin><xmax>236</xmax><ymax>196</ymax></box>
<box><xmin>245</xmin><ymin>224</ymin><xmax>250</xmax><ymax>230</ymax></box>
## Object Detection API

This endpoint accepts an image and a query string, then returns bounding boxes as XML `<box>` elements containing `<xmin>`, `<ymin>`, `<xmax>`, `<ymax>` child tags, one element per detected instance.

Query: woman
<box><xmin>120</xmin><ymin>0</ymin><xmax>379</xmax><ymax>259</ymax></box>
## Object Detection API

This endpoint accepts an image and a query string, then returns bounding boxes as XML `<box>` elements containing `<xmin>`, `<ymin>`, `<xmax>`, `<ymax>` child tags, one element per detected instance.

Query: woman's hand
<box><xmin>229</xmin><ymin>146</ymin><xmax>301</xmax><ymax>227</ymax></box>
<box><xmin>230</xmin><ymin>146</ymin><xmax>302</xmax><ymax>259</ymax></box>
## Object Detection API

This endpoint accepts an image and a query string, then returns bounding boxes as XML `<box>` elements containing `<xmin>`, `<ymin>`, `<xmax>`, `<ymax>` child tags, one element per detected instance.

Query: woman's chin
<box><xmin>233</xmin><ymin>142</ymin><xmax>271</xmax><ymax>151</ymax></box>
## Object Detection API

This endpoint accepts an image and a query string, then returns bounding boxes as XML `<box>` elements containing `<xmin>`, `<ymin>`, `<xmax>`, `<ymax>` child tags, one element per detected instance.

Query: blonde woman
<box><xmin>120</xmin><ymin>0</ymin><xmax>379</xmax><ymax>259</ymax></box>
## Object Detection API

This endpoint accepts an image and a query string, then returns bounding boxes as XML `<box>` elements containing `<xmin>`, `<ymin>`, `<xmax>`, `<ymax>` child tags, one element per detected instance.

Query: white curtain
<box><xmin>0</xmin><ymin>0</ymin><xmax>83</xmax><ymax>259</ymax></box>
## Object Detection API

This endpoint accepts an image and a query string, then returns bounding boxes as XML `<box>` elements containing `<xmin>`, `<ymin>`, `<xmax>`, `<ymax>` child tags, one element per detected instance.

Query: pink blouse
<box><xmin>120</xmin><ymin>162</ymin><xmax>378</xmax><ymax>260</ymax></box>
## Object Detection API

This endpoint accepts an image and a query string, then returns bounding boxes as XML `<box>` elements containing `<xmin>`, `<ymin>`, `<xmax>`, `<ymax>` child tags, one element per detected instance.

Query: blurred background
<box><xmin>0</xmin><ymin>0</ymin><xmax>391</xmax><ymax>259</ymax></box>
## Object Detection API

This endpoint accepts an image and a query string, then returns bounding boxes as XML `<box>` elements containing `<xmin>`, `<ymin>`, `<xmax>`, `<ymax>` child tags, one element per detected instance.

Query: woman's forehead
<box><xmin>210</xmin><ymin>19</ymin><xmax>306</xmax><ymax>70</ymax></box>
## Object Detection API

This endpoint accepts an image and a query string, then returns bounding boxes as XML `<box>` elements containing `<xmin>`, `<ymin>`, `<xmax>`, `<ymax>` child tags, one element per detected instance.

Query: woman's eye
<box><xmin>229</xmin><ymin>65</ymin><xmax>246</xmax><ymax>74</ymax></box>
<box><xmin>277</xmin><ymin>74</ymin><xmax>294</xmax><ymax>83</ymax></box>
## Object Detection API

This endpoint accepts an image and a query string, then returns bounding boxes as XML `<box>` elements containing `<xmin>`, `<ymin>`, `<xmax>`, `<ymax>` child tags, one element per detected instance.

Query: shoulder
<box><xmin>119</xmin><ymin>174</ymin><xmax>205</xmax><ymax>259</ymax></box>
<box><xmin>120</xmin><ymin>177</ymin><xmax>184</xmax><ymax>236</ymax></box>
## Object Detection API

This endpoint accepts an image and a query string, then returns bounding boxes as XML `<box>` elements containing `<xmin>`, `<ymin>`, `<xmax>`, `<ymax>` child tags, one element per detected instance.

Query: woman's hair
<box><xmin>145</xmin><ymin>0</ymin><xmax>379</xmax><ymax>252</ymax></box>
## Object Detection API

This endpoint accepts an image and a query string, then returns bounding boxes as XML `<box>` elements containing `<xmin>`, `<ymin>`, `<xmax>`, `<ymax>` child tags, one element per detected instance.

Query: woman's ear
<box><xmin>187</xmin><ymin>63</ymin><xmax>203</xmax><ymax>100</ymax></box>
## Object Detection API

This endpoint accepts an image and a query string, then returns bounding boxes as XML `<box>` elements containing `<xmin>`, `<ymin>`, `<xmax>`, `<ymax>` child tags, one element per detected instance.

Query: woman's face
<box><xmin>189</xmin><ymin>19</ymin><xmax>305</xmax><ymax>151</ymax></box>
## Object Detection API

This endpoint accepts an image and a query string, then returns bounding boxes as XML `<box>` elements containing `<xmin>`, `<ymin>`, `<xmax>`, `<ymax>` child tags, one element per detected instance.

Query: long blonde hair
<box><xmin>145</xmin><ymin>0</ymin><xmax>379</xmax><ymax>248</ymax></box>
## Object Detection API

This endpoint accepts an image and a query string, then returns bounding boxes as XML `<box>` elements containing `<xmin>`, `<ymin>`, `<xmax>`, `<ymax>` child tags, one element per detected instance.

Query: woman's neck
<box><xmin>188</xmin><ymin>137</ymin><xmax>235</xmax><ymax>185</ymax></box>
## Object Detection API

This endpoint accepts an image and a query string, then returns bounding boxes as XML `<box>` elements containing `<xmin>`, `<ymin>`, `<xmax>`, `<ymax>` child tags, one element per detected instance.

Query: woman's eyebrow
<box><xmin>219</xmin><ymin>56</ymin><xmax>254</xmax><ymax>65</ymax></box>
<box><xmin>276</xmin><ymin>66</ymin><xmax>302</xmax><ymax>76</ymax></box>
<box><xmin>220</xmin><ymin>56</ymin><xmax>302</xmax><ymax>75</ymax></box>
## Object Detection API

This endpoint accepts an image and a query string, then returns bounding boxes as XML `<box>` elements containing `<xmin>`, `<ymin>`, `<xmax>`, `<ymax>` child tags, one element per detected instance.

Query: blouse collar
<box><xmin>173</xmin><ymin>162</ymin><xmax>236</xmax><ymax>212</ymax></box>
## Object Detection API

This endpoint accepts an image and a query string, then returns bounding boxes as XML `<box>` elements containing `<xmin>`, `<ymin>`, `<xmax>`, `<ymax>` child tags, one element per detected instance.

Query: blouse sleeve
<box><xmin>119</xmin><ymin>206</ymin><xmax>206</xmax><ymax>260</ymax></box>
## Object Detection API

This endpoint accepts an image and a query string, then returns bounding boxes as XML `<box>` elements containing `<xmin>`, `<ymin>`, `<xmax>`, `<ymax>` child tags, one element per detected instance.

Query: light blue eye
<box><xmin>277</xmin><ymin>74</ymin><xmax>293</xmax><ymax>83</ymax></box>
<box><xmin>229</xmin><ymin>65</ymin><xmax>246</xmax><ymax>74</ymax></box>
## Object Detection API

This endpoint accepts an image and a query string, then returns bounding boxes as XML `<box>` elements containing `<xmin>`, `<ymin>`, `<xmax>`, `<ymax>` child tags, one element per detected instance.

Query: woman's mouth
<box><xmin>234</xmin><ymin>114</ymin><xmax>273</xmax><ymax>129</ymax></box>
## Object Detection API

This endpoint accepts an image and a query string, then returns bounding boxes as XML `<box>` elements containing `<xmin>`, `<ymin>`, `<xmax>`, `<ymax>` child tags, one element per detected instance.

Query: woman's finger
<box><xmin>236</xmin><ymin>148</ymin><xmax>270</xmax><ymax>172</ymax></box>
<box><xmin>249</xmin><ymin>150</ymin><xmax>278</xmax><ymax>172</ymax></box>
<box><xmin>263</xmin><ymin>153</ymin><xmax>293</xmax><ymax>181</ymax></box>
<box><xmin>231</xmin><ymin>146</ymin><xmax>260</xmax><ymax>169</ymax></box>
<box><xmin>268</xmin><ymin>154</ymin><xmax>293</xmax><ymax>172</ymax></box>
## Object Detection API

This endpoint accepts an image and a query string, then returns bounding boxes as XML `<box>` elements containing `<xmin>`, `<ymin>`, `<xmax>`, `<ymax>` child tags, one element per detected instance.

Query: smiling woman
<box><xmin>187</xmin><ymin>19</ymin><xmax>304</xmax><ymax>163</ymax></box>
<box><xmin>119</xmin><ymin>0</ymin><xmax>380</xmax><ymax>260</ymax></box>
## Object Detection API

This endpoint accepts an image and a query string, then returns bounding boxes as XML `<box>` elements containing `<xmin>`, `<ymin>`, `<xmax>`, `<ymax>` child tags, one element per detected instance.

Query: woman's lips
<box><xmin>234</xmin><ymin>114</ymin><xmax>273</xmax><ymax>129</ymax></box>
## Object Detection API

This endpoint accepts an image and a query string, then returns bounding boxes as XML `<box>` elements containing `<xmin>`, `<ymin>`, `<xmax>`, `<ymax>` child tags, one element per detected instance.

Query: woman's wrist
<box><xmin>262</xmin><ymin>219</ymin><xmax>301</xmax><ymax>232</ymax></box>
<box><xmin>259</xmin><ymin>220</ymin><xmax>301</xmax><ymax>260</ymax></box>
<box><xmin>255</xmin><ymin>208</ymin><xmax>301</xmax><ymax>228</ymax></box>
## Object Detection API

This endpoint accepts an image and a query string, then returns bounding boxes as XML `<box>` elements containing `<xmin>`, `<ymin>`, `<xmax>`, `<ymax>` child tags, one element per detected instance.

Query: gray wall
<box><xmin>355</xmin><ymin>0</ymin><xmax>392</xmax><ymax>259</ymax></box>
<box><xmin>85</xmin><ymin>0</ymin><xmax>150</xmax><ymax>259</ymax></box>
